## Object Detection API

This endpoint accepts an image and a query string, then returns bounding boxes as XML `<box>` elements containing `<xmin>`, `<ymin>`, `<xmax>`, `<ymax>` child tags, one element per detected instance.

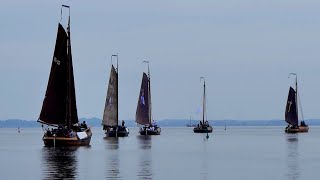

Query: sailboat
<box><xmin>38</xmin><ymin>5</ymin><xmax>92</xmax><ymax>146</ymax></box>
<box><xmin>136</xmin><ymin>61</ymin><xmax>161</xmax><ymax>135</ymax></box>
<box><xmin>102</xmin><ymin>55</ymin><xmax>129</xmax><ymax>137</ymax></box>
<box><xmin>193</xmin><ymin>77</ymin><xmax>213</xmax><ymax>133</ymax></box>
<box><xmin>186</xmin><ymin>116</ymin><xmax>196</xmax><ymax>127</ymax></box>
<box><xmin>284</xmin><ymin>73</ymin><xmax>309</xmax><ymax>133</ymax></box>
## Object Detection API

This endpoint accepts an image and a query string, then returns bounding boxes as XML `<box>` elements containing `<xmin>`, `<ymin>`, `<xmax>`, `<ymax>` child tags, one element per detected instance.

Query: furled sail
<box><xmin>135</xmin><ymin>73</ymin><xmax>150</xmax><ymax>125</ymax></box>
<box><xmin>38</xmin><ymin>23</ymin><xmax>79</xmax><ymax>126</ymax></box>
<box><xmin>285</xmin><ymin>87</ymin><xmax>298</xmax><ymax>126</ymax></box>
<box><xmin>102</xmin><ymin>65</ymin><xmax>118</xmax><ymax>127</ymax></box>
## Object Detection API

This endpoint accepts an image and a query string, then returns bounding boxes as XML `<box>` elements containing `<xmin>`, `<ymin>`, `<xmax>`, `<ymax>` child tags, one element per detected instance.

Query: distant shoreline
<box><xmin>1</xmin><ymin>118</ymin><xmax>320</xmax><ymax>128</ymax></box>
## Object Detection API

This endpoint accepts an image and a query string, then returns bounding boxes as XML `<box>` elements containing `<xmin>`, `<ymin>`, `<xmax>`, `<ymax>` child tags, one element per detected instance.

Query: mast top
<box><xmin>200</xmin><ymin>77</ymin><xmax>205</xmax><ymax>83</ymax></box>
<box><xmin>288</xmin><ymin>73</ymin><xmax>297</xmax><ymax>90</ymax></box>
<box><xmin>111</xmin><ymin>54</ymin><xmax>118</xmax><ymax>72</ymax></box>
<box><xmin>142</xmin><ymin>60</ymin><xmax>150</xmax><ymax>77</ymax></box>
<box><xmin>60</xmin><ymin>5</ymin><xmax>70</xmax><ymax>23</ymax></box>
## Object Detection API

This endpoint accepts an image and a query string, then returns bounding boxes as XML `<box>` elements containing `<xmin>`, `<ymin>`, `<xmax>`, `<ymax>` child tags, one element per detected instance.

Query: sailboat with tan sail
<box><xmin>102</xmin><ymin>55</ymin><xmax>129</xmax><ymax>137</ymax></box>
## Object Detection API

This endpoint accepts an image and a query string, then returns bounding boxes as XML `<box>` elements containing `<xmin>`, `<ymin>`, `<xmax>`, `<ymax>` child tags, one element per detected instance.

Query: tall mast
<box><xmin>111</xmin><ymin>54</ymin><xmax>119</xmax><ymax>125</ymax></box>
<box><xmin>289</xmin><ymin>73</ymin><xmax>298</xmax><ymax>123</ymax></box>
<box><xmin>63</xmin><ymin>5</ymin><xmax>72</xmax><ymax>130</ymax></box>
<box><xmin>143</xmin><ymin>60</ymin><xmax>151</xmax><ymax>123</ymax></box>
<box><xmin>200</xmin><ymin>77</ymin><xmax>205</xmax><ymax>124</ymax></box>
<box><xmin>295</xmin><ymin>74</ymin><xmax>298</xmax><ymax>122</ymax></box>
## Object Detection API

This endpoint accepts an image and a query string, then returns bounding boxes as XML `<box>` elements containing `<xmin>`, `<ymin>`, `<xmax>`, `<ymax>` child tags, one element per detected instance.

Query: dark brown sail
<box><xmin>135</xmin><ymin>73</ymin><xmax>150</xmax><ymax>125</ymax></box>
<box><xmin>38</xmin><ymin>23</ymin><xmax>78</xmax><ymax>126</ymax></box>
<box><xmin>285</xmin><ymin>87</ymin><xmax>298</xmax><ymax>126</ymax></box>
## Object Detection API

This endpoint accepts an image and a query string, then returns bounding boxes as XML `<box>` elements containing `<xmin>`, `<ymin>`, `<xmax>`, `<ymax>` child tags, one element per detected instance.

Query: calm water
<box><xmin>1</xmin><ymin>126</ymin><xmax>320</xmax><ymax>180</ymax></box>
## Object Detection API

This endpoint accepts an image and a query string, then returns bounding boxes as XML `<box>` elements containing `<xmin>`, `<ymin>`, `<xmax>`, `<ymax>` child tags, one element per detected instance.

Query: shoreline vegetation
<box><xmin>1</xmin><ymin>118</ymin><xmax>320</xmax><ymax>128</ymax></box>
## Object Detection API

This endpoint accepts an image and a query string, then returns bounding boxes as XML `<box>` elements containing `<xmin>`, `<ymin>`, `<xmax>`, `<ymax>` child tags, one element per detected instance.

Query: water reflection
<box><xmin>41</xmin><ymin>147</ymin><xmax>78</xmax><ymax>180</ymax></box>
<box><xmin>286</xmin><ymin>134</ymin><xmax>300</xmax><ymax>180</ymax></box>
<box><xmin>104</xmin><ymin>137</ymin><xmax>119</xmax><ymax>150</ymax></box>
<box><xmin>200</xmin><ymin>137</ymin><xmax>209</xmax><ymax>180</ymax></box>
<box><xmin>137</xmin><ymin>135</ymin><xmax>152</xmax><ymax>179</ymax></box>
<box><xmin>104</xmin><ymin>137</ymin><xmax>122</xmax><ymax>179</ymax></box>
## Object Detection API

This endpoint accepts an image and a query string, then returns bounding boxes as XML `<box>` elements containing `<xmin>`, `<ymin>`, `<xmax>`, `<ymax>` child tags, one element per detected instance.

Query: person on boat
<box><xmin>81</xmin><ymin>121</ymin><xmax>87</xmax><ymax>129</ymax></box>
<box><xmin>46</xmin><ymin>128</ymin><xmax>52</xmax><ymax>137</ymax></box>
<box><xmin>72</xmin><ymin>123</ymin><xmax>80</xmax><ymax>131</ymax></box>
<box><xmin>199</xmin><ymin>121</ymin><xmax>203</xmax><ymax>127</ymax></box>
<box><xmin>300</xmin><ymin>121</ymin><xmax>307</xmax><ymax>127</ymax></box>
<box><xmin>122</xmin><ymin>120</ymin><xmax>125</xmax><ymax>127</ymax></box>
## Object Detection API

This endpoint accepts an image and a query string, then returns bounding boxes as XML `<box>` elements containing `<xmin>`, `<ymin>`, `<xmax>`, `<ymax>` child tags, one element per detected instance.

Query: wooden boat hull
<box><xmin>139</xmin><ymin>127</ymin><xmax>161</xmax><ymax>135</ymax></box>
<box><xmin>105</xmin><ymin>127</ymin><xmax>129</xmax><ymax>137</ymax></box>
<box><xmin>285</xmin><ymin>126</ymin><xmax>309</xmax><ymax>133</ymax></box>
<box><xmin>42</xmin><ymin>128</ymin><xmax>92</xmax><ymax>147</ymax></box>
<box><xmin>193</xmin><ymin>126</ymin><xmax>213</xmax><ymax>133</ymax></box>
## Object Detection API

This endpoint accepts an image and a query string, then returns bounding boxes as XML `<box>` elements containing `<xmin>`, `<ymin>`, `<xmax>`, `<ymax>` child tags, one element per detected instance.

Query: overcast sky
<box><xmin>1</xmin><ymin>0</ymin><xmax>320</xmax><ymax>121</ymax></box>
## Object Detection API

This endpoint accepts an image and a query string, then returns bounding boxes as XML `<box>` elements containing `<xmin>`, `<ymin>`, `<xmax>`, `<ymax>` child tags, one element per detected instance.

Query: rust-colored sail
<box><xmin>38</xmin><ymin>23</ymin><xmax>78</xmax><ymax>126</ymax></box>
<box><xmin>102</xmin><ymin>65</ymin><xmax>118</xmax><ymax>127</ymax></box>
<box><xmin>285</xmin><ymin>87</ymin><xmax>298</xmax><ymax>126</ymax></box>
<box><xmin>135</xmin><ymin>73</ymin><xmax>150</xmax><ymax>125</ymax></box>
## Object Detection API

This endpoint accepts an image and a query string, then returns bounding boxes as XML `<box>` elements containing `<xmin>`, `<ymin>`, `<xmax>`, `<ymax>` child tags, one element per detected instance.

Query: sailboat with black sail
<box><xmin>136</xmin><ymin>61</ymin><xmax>161</xmax><ymax>135</ymax></box>
<box><xmin>285</xmin><ymin>73</ymin><xmax>309</xmax><ymax>133</ymax></box>
<box><xmin>193</xmin><ymin>77</ymin><xmax>213</xmax><ymax>133</ymax></box>
<box><xmin>102</xmin><ymin>55</ymin><xmax>129</xmax><ymax>137</ymax></box>
<box><xmin>38</xmin><ymin>5</ymin><xmax>92</xmax><ymax>146</ymax></box>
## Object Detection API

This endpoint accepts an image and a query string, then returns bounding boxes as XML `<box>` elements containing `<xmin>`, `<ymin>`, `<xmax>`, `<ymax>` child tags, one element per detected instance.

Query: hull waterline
<box><xmin>139</xmin><ymin>127</ymin><xmax>161</xmax><ymax>135</ymax></box>
<box><xmin>285</xmin><ymin>126</ymin><xmax>309</xmax><ymax>133</ymax></box>
<box><xmin>193</xmin><ymin>126</ymin><xmax>213</xmax><ymax>133</ymax></box>
<box><xmin>42</xmin><ymin>128</ymin><xmax>92</xmax><ymax>147</ymax></box>
<box><xmin>105</xmin><ymin>127</ymin><xmax>129</xmax><ymax>137</ymax></box>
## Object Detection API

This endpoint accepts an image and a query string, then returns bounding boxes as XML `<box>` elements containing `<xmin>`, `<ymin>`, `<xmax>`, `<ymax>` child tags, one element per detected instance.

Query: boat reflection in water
<box><xmin>104</xmin><ymin>137</ymin><xmax>121</xmax><ymax>179</ymax></box>
<box><xmin>41</xmin><ymin>147</ymin><xmax>79</xmax><ymax>179</ymax></box>
<box><xmin>137</xmin><ymin>135</ymin><xmax>152</xmax><ymax>179</ymax></box>
<box><xmin>285</xmin><ymin>134</ymin><xmax>300</xmax><ymax>180</ymax></box>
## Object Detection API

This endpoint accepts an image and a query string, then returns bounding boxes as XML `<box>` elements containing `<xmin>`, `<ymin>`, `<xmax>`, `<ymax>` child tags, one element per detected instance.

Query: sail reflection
<box><xmin>104</xmin><ymin>137</ymin><xmax>119</xmax><ymax>150</ymax></box>
<box><xmin>137</xmin><ymin>135</ymin><xmax>152</xmax><ymax>149</ymax></box>
<box><xmin>41</xmin><ymin>147</ymin><xmax>78</xmax><ymax>180</ymax></box>
<box><xmin>285</xmin><ymin>134</ymin><xmax>300</xmax><ymax>180</ymax></box>
<box><xmin>137</xmin><ymin>135</ymin><xmax>152</xmax><ymax>179</ymax></box>
<box><xmin>104</xmin><ymin>137</ymin><xmax>122</xmax><ymax>179</ymax></box>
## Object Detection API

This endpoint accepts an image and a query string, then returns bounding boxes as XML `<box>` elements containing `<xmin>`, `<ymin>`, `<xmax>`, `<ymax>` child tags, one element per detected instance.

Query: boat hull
<box><xmin>139</xmin><ymin>127</ymin><xmax>161</xmax><ymax>135</ymax></box>
<box><xmin>285</xmin><ymin>126</ymin><xmax>309</xmax><ymax>133</ymax></box>
<box><xmin>42</xmin><ymin>128</ymin><xmax>92</xmax><ymax>147</ymax></box>
<box><xmin>105</xmin><ymin>127</ymin><xmax>129</xmax><ymax>137</ymax></box>
<box><xmin>193</xmin><ymin>126</ymin><xmax>213</xmax><ymax>133</ymax></box>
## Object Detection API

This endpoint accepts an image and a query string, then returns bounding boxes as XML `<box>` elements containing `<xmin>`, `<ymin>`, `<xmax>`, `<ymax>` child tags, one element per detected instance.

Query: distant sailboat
<box><xmin>136</xmin><ymin>61</ymin><xmax>161</xmax><ymax>135</ymax></box>
<box><xmin>38</xmin><ymin>5</ymin><xmax>92</xmax><ymax>146</ymax></box>
<box><xmin>186</xmin><ymin>116</ymin><xmax>196</xmax><ymax>127</ymax></box>
<box><xmin>102</xmin><ymin>55</ymin><xmax>129</xmax><ymax>137</ymax></box>
<box><xmin>284</xmin><ymin>73</ymin><xmax>309</xmax><ymax>133</ymax></box>
<box><xmin>193</xmin><ymin>77</ymin><xmax>213</xmax><ymax>133</ymax></box>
